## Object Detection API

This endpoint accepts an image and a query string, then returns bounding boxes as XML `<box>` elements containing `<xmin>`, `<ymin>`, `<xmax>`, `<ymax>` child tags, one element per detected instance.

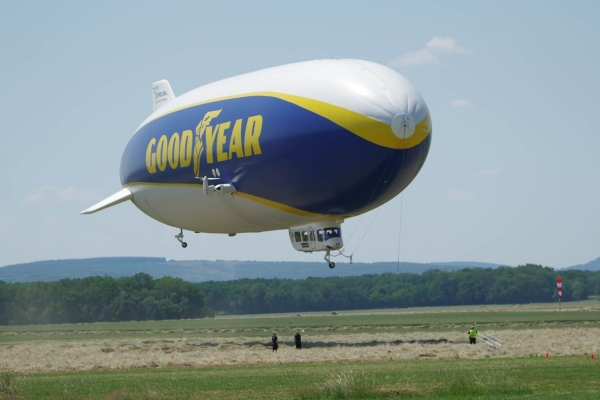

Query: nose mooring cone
<box><xmin>391</xmin><ymin>113</ymin><xmax>416</xmax><ymax>139</ymax></box>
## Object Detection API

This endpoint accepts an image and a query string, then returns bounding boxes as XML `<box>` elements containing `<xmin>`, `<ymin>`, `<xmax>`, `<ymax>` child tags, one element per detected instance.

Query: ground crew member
<box><xmin>294</xmin><ymin>330</ymin><xmax>302</xmax><ymax>349</ymax></box>
<box><xmin>469</xmin><ymin>326</ymin><xmax>477</xmax><ymax>345</ymax></box>
<box><xmin>272</xmin><ymin>331</ymin><xmax>278</xmax><ymax>352</ymax></box>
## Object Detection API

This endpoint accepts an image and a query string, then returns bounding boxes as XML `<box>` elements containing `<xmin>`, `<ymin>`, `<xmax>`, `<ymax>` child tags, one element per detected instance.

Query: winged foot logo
<box><xmin>145</xmin><ymin>110</ymin><xmax>263</xmax><ymax>177</ymax></box>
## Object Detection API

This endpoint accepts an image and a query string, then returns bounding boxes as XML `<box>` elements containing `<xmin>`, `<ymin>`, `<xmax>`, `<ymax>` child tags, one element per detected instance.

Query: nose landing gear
<box><xmin>175</xmin><ymin>229</ymin><xmax>187</xmax><ymax>248</ymax></box>
<box><xmin>324</xmin><ymin>251</ymin><xmax>335</xmax><ymax>269</ymax></box>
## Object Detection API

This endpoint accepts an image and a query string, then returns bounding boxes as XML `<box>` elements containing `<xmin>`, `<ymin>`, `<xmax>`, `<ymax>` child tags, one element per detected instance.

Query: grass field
<box><xmin>2</xmin><ymin>357</ymin><xmax>599</xmax><ymax>399</ymax></box>
<box><xmin>1</xmin><ymin>300</ymin><xmax>598</xmax><ymax>339</ymax></box>
<box><xmin>1</xmin><ymin>301</ymin><xmax>599</xmax><ymax>398</ymax></box>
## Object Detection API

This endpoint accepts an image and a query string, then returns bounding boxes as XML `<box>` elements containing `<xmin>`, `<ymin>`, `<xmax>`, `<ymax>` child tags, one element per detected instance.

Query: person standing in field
<box><xmin>272</xmin><ymin>331</ymin><xmax>279</xmax><ymax>352</ymax></box>
<box><xmin>469</xmin><ymin>326</ymin><xmax>477</xmax><ymax>345</ymax></box>
<box><xmin>294</xmin><ymin>329</ymin><xmax>302</xmax><ymax>349</ymax></box>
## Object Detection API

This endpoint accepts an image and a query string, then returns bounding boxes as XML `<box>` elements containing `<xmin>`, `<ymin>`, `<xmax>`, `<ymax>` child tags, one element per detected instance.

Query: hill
<box><xmin>428</xmin><ymin>261</ymin><xmax>503</xmax><ymax>269</ymax></box>
<box><xmin>0</xmin><ymin>257</ymin><xmax>509</xmax><ymax>283</ymax></box>
<box><xmin>562</xmin><ymin>257</ymin><xmax>600</xmax><ymax>271</ymax></box>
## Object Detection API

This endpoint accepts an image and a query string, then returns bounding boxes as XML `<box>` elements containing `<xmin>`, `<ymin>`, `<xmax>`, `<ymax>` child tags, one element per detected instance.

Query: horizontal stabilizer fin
<box><xmin>80</xmin><ymin>188</ymin><xmax>132</xmax><ymax>215</ymax></box>
<box><xmin>152</xmin><ymin>79</ymin><xmax>175</xmax><ymax>112</ymax></box>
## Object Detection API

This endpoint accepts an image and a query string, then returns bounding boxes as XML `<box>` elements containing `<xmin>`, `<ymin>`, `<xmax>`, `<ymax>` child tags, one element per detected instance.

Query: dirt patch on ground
<box><xmin>1</xmin><ymin>328</ymin><xmax>598</xmax><ymax>373</ymax></box>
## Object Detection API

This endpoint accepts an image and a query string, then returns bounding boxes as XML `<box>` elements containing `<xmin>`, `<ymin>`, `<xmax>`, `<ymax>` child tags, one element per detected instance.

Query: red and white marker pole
<box><xmin>556</xmin><ymin>276</ymin><xmax>563</xmax><ymax>309</ymax></box>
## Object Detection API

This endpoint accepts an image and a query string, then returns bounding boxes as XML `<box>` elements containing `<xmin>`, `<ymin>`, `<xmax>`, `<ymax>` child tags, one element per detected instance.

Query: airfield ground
<box><xmin>0</xmin><ymin>300</ymin><xmax>599</xmax><ymax>398</ymax></box>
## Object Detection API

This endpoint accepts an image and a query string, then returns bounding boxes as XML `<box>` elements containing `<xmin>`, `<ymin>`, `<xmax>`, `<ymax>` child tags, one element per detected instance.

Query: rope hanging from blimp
<box><xmin>397</xmin><ymin>191</ymin><xmax>404</xmax><ymax>274</ymax></box>
<box><xmin>344</xmin><ymin>116</ymin><xmax>411</xmax><ymax>270</ymax></box>
<box><xmin>341</xmin><ymin>147</ymin><xmax>404</xmax><ymax>262</ymax></box>
<box><xmin>395</xmin><ymin>124</ymin><xmax>410</xmax><ymax>274</ymax></box>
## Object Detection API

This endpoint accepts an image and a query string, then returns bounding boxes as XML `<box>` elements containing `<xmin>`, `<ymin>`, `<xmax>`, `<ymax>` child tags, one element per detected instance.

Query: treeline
<box><xmin>198</xmin><ymin>265</ymin><xmax>600</xmax><ymax>315</ymax></box>
<box><xmin>0</xmin><ymin>273</ymin><xmax>212</xmax><ymax>326</ymax></box>
<box><xmin>1</xmin><ymin>265</ymin><xmax>599</xmax><ymax>326</ymax></box>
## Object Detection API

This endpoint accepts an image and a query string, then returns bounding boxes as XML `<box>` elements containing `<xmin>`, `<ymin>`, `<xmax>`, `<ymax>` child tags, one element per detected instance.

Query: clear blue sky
<box><xmin>1</xmin><ymin>0</ymin><xmax>598</xmax><ymax>268</ymax></box>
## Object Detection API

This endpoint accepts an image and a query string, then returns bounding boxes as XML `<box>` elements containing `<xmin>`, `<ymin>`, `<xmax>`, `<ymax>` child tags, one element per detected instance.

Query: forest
<box><xmin>0</xmin><ymin>274</ymin><xmax>212</xmax><ymax>325</ymax></box>
<box><xmin>198</xmin><ymin>264</ymin><xmax>600</xmax><ymax>315</ymax></box>
<box><xmin>0</xmin><ymin>264</ymin><xmax>598</xmax><ymax>325</ymax></box>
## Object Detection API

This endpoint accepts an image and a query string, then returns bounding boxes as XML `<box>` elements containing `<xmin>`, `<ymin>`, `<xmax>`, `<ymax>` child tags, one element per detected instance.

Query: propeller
<box><xmin>195</xmin><ymin>176</ymin><xmax>220</xmax><ymax>196</ymax></box>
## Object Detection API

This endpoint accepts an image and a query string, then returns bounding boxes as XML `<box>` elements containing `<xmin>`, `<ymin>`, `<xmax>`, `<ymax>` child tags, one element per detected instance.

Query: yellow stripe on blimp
<box><xmin>274</xmin><ymin>93</ymin><xmax>431</xmax><ymax>150</ymax></box>
<box><xmin>235</xmin><ymin>192</ymin><xmax>340</xmax><ymax>219</ymax></box>
<box><xmin>122</xmin><ymin>182</ymin><xmax>338</xmax><ymax>219</ymax></box>
<box><xmin>141</xmin><ymin>92</ymin><xmax>431</xmax><ymax>150</ymax></box>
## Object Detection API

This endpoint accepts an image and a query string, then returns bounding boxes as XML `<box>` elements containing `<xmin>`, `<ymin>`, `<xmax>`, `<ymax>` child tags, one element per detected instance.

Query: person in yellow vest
<box><xmin>468</xmin><ymin>326</ymin><xmax>477</xmax><ymax>345</ymax></box>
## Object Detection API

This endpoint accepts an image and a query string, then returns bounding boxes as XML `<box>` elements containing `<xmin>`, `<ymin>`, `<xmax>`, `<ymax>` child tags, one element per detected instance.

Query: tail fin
<box><xmin>152</xmin><ymin>80</ymin><xmax>176</xmax><ymax>112</ymax></box>
<box><xmin>80</xmin><ymin>188</ymin><xmax>132</xmax><ymax>215</ymax></box>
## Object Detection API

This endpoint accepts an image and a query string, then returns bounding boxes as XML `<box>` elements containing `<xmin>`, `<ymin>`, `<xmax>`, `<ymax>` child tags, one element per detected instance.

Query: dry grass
<box><xmin>1</xmin><ymin>327</ymin><xmax>598</xmax><ymax>373</ymax></box>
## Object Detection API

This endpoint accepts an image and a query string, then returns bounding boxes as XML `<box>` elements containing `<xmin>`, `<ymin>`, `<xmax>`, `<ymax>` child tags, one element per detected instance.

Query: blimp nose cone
<box><xmin>343</xmin><ymin>60</ymin><xmax>430</xmax><ymax>148</ymax></box>
<box><xmin>391</xmin><ymin>113</ymin><xmax>416</xmax><ymax>139</ymax></box>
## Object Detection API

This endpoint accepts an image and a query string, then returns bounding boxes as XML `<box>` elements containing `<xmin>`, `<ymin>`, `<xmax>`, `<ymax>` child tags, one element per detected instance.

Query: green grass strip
<box><xmin>3</xmin><ymin>356</ymin><xmax>598</xmax><ymax>399</ymax></box>
<box><xmin>1</xmin><ymin>309</ymin><xmax>599</xmax><ymax>334</ymax></box>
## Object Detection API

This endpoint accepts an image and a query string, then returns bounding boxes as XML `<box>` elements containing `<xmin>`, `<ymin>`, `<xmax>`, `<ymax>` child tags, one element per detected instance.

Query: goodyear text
<box><xmin>145</xmin><ymin>110</ymin><xmax>262</xmax><ymax>176</ymax></box>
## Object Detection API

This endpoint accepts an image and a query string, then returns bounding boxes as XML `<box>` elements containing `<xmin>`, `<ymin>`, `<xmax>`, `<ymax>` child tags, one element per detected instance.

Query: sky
<box><xmin>1</xmin><ymin>0</ymin><xmax>598</xmax><ymax>269</ymax></box>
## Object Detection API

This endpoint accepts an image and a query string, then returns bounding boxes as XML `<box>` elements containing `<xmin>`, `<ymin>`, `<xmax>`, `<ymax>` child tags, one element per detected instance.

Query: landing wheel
<box><xmin>175</xmin><ymin>229</ymin><xmax>187</xmax><ymax>248</ymax></box>
<box><xmin>328</xmin><ymin>262</ymin><xmax>335</xmax><ymax>269</ymax></box>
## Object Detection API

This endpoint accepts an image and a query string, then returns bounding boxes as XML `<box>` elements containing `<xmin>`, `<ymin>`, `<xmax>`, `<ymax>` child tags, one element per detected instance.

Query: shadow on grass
<box><xmin>181</xmin><ymin>338</ymin><xmax>454</xmax><ymax>349</ymax></box>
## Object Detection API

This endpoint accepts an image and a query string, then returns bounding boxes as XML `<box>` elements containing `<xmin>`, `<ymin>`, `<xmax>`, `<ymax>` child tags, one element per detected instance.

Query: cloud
<box><xmin>474</xmin><ymin>169</ymin><xmax>501</xmax><ymax>178</ymax></box>
<box><xmin>425</xmin><ymin>37</ymin><xmax>473</xmax><ymax>55</ymax></box>
<box><xmin>22</xmin><ymin>185</ymin><xmax>98</xmax><ymax>205</ymax></box>
<box><xmin>388</xmin><ymin>36</ymin><xmax>472</xmax><ymax>67</ymax></box>
<box><xmin>450</xmin><ymin>99</ymin><xmax>473</xmax><ymax>108</ymax></box>
<box><xmin>448</xmin><ymin>188</ymin><xmax>475</xmax><ymax>202</ymax></box>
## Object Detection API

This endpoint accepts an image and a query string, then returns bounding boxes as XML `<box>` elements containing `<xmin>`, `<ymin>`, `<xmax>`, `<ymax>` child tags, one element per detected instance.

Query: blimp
<box><xmin>81</xmin><ymin>59</ymin><xmax>432</xmax><ymax>268</ymax></box>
